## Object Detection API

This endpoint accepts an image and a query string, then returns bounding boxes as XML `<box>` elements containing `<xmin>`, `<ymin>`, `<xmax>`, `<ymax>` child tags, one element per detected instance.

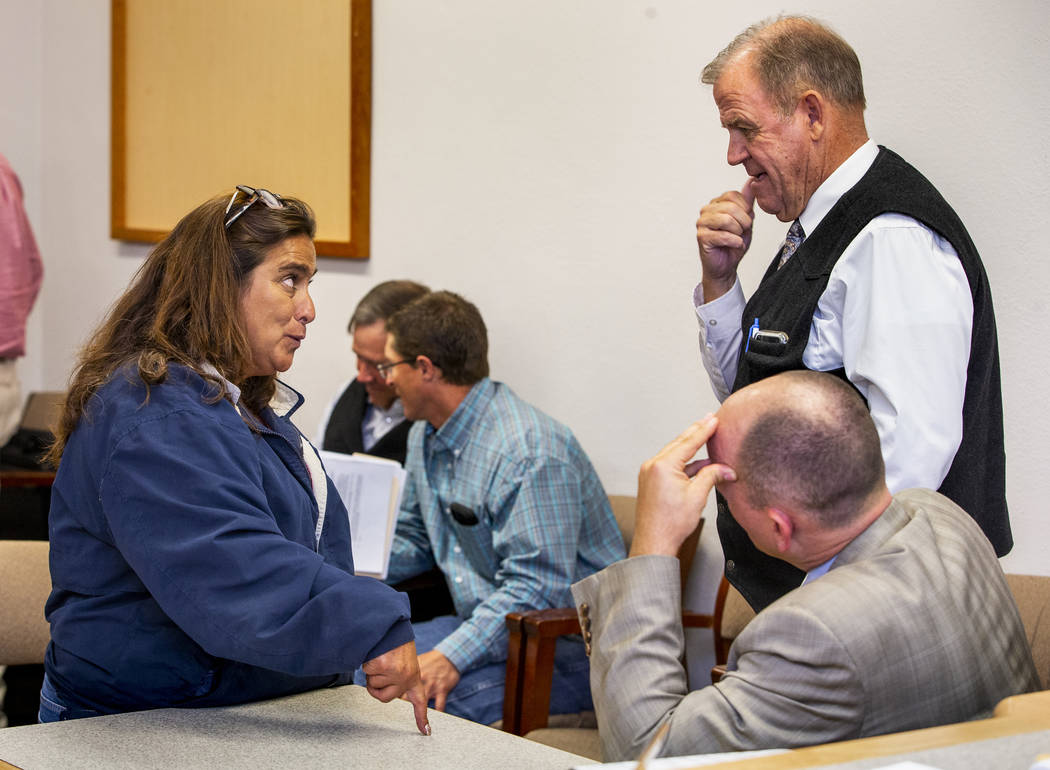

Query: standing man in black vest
<box><xmin>692</xmin><ymin>16</ymin><xmax>1009</xmax><ymax>612</ymax></box>
<box><xmin>317</xmin><ymin>280</ymin><xmax>429</xmax><ymax>464</ymax></box>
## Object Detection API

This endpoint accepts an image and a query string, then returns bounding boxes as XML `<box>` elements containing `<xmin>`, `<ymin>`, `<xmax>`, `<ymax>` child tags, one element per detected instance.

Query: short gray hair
<box><xmin>701</xmin><ymin>16</ymin><xmax>866</xmax><ymax>117</ymax></box>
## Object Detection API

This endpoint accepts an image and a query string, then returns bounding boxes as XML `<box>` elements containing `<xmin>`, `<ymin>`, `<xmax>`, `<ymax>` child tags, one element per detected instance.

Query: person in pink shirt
<box><xmin>0</xmin><ymin>152</ymin><xmax>43</xmax><ymax>447</ymax></box>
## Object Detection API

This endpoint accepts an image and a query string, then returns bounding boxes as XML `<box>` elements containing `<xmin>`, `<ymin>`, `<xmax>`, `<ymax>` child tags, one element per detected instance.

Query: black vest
<box><xmin>320</xmin><ymin>379</ymin><xmax>414</xmax><ymax>466</ymax></box>
<box><xmin>720</xmin><ymin>146</ymin><xmax>1010</xmax><ymax>612</ymax></box>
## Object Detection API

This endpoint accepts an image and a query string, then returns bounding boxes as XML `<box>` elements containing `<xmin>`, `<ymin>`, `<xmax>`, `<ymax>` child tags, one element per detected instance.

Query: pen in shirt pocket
<box><xmin>745</xmin><ymin>318</ymin><xmax>760</xmax><ymax>352</ymax></box>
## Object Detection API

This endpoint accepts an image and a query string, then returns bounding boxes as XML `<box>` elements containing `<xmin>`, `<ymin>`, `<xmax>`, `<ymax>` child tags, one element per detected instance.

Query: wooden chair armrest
<box><xmin>710</xmin><ymin>663</ymin><xmax>728</xmax><ymax>685</ymax></box>
<box><xmin>522</xmin><ymin>607</ymin><xmax>582</xmax><ymax>638</ymax></box>
<box><xmin>506</xmin><ymin>606</ymin><xmax>714</xmax><ymax>735</ymax></box>
<box><xmin>502</xmin><ymin>607</ymin><xmax>582</xmax><ymax>735</ymax></box>
<box><xmin>502</xmin><ymin>612</ymin><xmax>527</xmax><ymax>733</ymax></box>
<box><xmin>681</xmin><ymin>611</ymin><xmax>714</xmax><ymax>629</ymax></box>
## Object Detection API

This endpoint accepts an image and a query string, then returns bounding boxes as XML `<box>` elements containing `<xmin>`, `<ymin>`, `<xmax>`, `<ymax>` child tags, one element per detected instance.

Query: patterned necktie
<box><xmin>777</xmin><ymin>220</ymin><xmax>805</xmax><ymax>268</ymax></box>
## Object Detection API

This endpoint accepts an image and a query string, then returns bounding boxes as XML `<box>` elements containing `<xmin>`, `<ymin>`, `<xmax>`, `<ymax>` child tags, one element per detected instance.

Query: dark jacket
<box><xmin>45</xmin><ymin>365</ymin><xmax>413</xmax><ymax>715</ymax></box>
<box><xmin>321</xmin><ymin>379</ymin><xmax>414</xmax><ymax>465</ymax></box>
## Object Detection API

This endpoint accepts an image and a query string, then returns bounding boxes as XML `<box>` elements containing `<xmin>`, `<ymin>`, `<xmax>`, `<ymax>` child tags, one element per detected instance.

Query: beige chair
<box><xmin>502</xmin><ymin>496</ymin><xmax>710</xmax><ymax>761</ymax></box>
<box><xmin>18</xmin><ymin>391</ymin><xmax>65</xmax><ymax>436</ymax></box>
<box><xmin>0</xmin><ymin>540</ymin><xmax>52</xmax><ymax>666</ymax></box>
<box><xmin>1005</xmin><ymin>573</ymin><xmax>1050</xmax><ymax>689</ymax></box>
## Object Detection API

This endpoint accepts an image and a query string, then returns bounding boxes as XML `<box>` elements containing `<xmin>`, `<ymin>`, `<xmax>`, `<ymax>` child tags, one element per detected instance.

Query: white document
<box><xmin>572</xmin><ymin>748</ymin><xmax>787</xmax><ymax>769</ymax></box>
<box><xmin>319</xmin><ymin>450</ymin><xmax>406</xmax><ymax>579</ymax></box>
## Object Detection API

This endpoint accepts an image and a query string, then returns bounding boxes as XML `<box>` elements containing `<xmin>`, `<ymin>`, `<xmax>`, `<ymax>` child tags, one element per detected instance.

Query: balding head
<box><xmin>711</xmin><ymin>371</ymin><xmax>886</xmax><ymax>531</ymax></box>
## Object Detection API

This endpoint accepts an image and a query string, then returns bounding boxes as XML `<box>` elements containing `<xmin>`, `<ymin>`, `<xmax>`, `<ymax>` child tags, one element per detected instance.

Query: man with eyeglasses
<box><xmin>318</xmin><ymin>279</ymin><xmax>459</xmax><ymax>624</ymax></box>
<box><xmin>316</xmin><ymin>280</ymin><xmax>429</xmax><ymax>465</ymax></box>
<box><xmin>362</xmin><ymin>290</ymin><xmax>625</xmax><ymax>726</ymax></box>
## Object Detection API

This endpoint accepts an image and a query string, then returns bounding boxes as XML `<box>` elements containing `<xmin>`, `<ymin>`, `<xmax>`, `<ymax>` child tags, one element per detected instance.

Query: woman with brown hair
<box><xmin>39</xmin><ymin>187</ymin><xmax>427</xmax><ymax>732</ymax></box>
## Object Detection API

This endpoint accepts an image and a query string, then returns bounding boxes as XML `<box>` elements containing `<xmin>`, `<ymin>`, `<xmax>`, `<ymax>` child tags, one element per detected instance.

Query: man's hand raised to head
<box><xmin>362</xmin><ymin>640</ymin><xmax>431</xmax><ymax>736</ymax></box>
<box><xmin>696</xmin><ymin>180</ymin><xmax>756</xmax><ymax>301</ymax></box>
<box><xmin>630</xmin><ymin>414</ymin><xmax>736</xmax><ymax>558</ymax></box>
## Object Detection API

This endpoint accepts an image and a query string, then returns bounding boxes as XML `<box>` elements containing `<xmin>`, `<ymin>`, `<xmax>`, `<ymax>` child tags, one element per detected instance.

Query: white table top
<box><xmin>0</xmin><ymin>684</ymin><xmax>591</xmax><ymax>769</ymax></box>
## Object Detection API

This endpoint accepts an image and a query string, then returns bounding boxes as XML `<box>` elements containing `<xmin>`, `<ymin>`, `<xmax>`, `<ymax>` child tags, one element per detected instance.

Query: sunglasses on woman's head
<box><xmin>224</xmin><ymin>185</ymin><xmax>284</xmax><ymax>229</ymax></box>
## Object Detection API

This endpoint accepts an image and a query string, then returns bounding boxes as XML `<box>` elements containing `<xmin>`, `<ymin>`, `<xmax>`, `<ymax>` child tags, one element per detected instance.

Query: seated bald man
<box><xmin>572</xmin><ymin>371</ymin><xmax>1038</xmax><ymax>761</ymax></box>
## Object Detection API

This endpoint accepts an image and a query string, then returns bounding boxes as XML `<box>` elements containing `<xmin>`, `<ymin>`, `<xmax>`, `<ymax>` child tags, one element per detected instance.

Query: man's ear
<box><xmin>766</xmin><ymin>507</ymin><xmax>795</xmax><ymax>554</ymax></box>
<box><xmin>416</xmin><ymin>355</ymin><xmax>439</xmax><ymax>382</ymax></box>
<box><xmin>798</xmin><ymin>90</ymin><xmax>825</xmax><ymax>141</ymax></box>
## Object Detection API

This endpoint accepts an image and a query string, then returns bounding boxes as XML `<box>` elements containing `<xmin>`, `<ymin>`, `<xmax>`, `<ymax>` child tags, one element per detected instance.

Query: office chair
<box><xmin>0</xmin><ymin>540</ymin><xmax>51</xmax><ymax>667</ymax></box>
<box><xmin>1004</xmin><ymin>573</ymin><xmax>1050</xmax><ymax>689</ymax></box>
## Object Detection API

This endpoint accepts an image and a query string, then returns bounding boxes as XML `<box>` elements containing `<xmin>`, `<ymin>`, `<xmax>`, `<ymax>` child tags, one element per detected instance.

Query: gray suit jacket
<box><xmin>571</xmin><ymin>489</ymin><xmax>1039</xmax><ymax>761</ymax></box>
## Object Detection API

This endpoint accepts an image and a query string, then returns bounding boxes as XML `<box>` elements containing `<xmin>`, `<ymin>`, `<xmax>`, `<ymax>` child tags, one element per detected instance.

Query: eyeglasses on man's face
<box><xmin>356</xmin><ymin>355</ymin><xmax>384</xmax><ymax>374</ymax></box>
<box><xmin>224</xmin><ymin>185</ymin><xmax>284</xmax><ymax>229</ymax></box>
<box><xmin>356</xmin><ymin>355</ymin><xmax>392</xmax><ymax>383</ymax></box>
<box><xmin>375</xmin><ymin>359</ymin><xmax>415</xmax><ymax>380</ymax></box>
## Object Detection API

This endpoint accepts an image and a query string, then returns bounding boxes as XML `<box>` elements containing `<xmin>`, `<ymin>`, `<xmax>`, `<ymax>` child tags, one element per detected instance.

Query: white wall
<box><xmin>3</xmin><ymin>1</ymin><xmax>1048</xmax><ymax>680</ymax></box>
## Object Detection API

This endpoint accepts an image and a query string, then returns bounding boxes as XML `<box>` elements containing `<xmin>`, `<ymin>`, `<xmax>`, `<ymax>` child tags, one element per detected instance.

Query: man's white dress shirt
<box><xmin>694</xmin><ymin>141</ymin><xmax>973</xmax><ymax>494</ymax></box>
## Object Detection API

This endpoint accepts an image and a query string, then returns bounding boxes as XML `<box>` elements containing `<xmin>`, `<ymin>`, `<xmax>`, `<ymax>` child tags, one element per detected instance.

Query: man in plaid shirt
<box><xmin>373</xmin><ymin>290</ymin><xmax>624</xmax><ymax>725</ymax></box>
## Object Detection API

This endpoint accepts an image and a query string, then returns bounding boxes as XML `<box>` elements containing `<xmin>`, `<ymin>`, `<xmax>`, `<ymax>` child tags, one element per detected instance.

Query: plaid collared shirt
<box><xmin>387</xmin><ymin>378</ymin><xmax>624</xmax><ymax>673</ymax></box>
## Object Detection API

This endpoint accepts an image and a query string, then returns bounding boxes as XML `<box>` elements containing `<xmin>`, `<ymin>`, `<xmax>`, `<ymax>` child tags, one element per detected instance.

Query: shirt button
<box><xmin>726</xmin><ymin>559</ymin><xmax>735</xmax><ymax>572</ymax></box>
<box><xmin>709</xmin><ymin>319</ymin><xmax>718</xmax><ymax>326</ymax></box>
<box><xmin>455</xmin><ymin>576</ymin><xmax>463</xmax><ymax>584</ymax></box>
<box><xmin>453</xmin><ymin>546</ymin><xmax>462</xmax><ymax>554</ymax></box>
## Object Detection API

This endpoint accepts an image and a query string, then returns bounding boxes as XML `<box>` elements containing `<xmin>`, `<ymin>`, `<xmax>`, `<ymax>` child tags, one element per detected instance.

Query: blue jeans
<box><xmin>38</xmin><ymin>673</ymin><xmax>104</xmax><ymax>723</ymax></box>
<box><xmin>355</xmin><ymin>614</ymin><xmax>593</xmax><ymax>725</ymax></box>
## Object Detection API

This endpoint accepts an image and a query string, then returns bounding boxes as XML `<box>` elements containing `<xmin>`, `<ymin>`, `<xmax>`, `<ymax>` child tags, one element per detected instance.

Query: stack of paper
<box><xmin>319</xmin><ymin>451</ymin><xmax>406</xmax><ymax>579</ymax></box>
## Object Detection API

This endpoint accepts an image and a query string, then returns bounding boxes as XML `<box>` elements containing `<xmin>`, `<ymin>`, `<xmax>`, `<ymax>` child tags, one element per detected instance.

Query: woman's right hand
<box><xmin>361</xmin><ymin>640</ymin><xmax>431</xmax><ymax>735</ymax></box>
